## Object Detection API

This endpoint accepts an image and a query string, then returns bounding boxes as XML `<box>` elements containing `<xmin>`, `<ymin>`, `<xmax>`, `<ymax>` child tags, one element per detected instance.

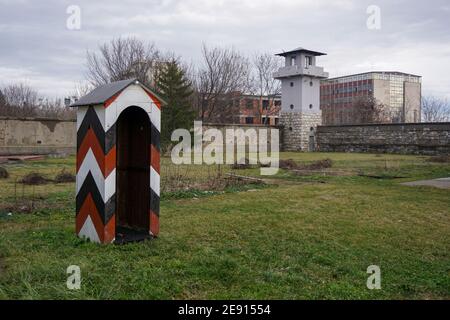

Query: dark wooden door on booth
<box><xmin>116</xmin><ymin>106</ymin><xmax>150</xmax><ymax>231</ymax></box>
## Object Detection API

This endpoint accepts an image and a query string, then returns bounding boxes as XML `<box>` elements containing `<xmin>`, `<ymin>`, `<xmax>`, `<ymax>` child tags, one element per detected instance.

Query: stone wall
<box><xmin>316</xmin><ymin>122</ymin><xmax>450</xmax><ymax>155</ymax></box>
<box><xmin>0</xmin><ymin>117</ymin><xmax>76</xmax><ymax>156</ymax></box>
<box><xmin>280</xmin><ymin>112</ymin><xmax>322</xmax><ymax>151</ymax></box>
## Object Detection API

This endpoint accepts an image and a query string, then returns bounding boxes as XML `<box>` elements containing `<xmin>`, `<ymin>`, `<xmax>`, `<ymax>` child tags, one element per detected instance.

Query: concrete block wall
<box><xmin>316</xmin><ymin>122</ymin><xmax>450</xmax><ymax>155</ymax></box>
<box><xmin>0</xmin><ymin>117</ymin><xmax>76</xmax><ymax>156</ymax></box>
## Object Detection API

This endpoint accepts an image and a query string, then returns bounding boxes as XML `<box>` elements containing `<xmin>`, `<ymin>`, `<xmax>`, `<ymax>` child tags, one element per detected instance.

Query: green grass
<box><xmin>0</xmin><ymin>152</ymin><xmax>449</xmax><ymax>299</ymax></box>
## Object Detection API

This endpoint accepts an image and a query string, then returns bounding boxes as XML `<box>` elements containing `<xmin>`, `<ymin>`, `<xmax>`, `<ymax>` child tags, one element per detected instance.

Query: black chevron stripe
<box><xmin>150</xmin><ymin>188</ymin><xmax>160</xmax><ymax>216</ymax></box>
<box><xmin>76</xmin><ymin>172</ymin><xmax>115</xmax><ymax>225</ymax></box>
<box><xmin>77</xmin><ymin>106</ymin><xmax>116</xmax><ymax>154</ymax></box>
<box><xmin>151</xmin><ymin>123</ymin><xmax>160</xmax><ymax>152</ymax></box>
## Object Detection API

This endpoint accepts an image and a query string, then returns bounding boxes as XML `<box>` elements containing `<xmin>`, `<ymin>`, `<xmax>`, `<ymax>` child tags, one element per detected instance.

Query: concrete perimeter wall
<box><xmin>316</xmin><ymin>122</ymin><xmax>450</xmax><ymax>155</ymax></box>
<box><xmin>0</xmin><ymin>117</ymin><xmax>76</xmax><ymax>156</ymax></box>
<box><xmin>2</xmin><ymin>117</ymin><xmax>449</xmax><ymax>156</ymax></box>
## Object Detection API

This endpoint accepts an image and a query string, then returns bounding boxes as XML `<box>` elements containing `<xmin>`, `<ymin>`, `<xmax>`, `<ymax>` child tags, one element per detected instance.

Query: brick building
<box><xmin>320</xmin><ymin>72</ymin><xmax>422</xmax><ymax>125</ymax></box>
<box><xmin>235</xmin><ymin>94</ymin><xmax>281</xmax><ymax>125</ymax></box>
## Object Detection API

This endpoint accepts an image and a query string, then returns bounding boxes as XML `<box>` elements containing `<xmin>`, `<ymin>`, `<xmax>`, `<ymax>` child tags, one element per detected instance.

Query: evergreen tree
<box><xmin>156</xmin><ymin>60</ymin><xmax>195</xmax><ymax>151</ymax></box>
<box><xmin>0</xmin><ymin>89</ymin><xmax>5</xmax><ymax>107</ymax></box>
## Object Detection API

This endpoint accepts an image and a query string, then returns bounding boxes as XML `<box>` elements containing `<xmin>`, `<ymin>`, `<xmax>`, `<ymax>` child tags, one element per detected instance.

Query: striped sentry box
<box><xmin>71</xmin><ymin>79</ymin><xmax>164</xmax><ymax>244</ymax></box>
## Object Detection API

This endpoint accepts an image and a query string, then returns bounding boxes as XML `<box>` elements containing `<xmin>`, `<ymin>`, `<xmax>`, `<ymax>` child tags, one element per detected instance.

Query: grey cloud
<box><xmin>0</xmin><ymin>0</ymin><xmax>449</xmax><ymax>97</ymax></box>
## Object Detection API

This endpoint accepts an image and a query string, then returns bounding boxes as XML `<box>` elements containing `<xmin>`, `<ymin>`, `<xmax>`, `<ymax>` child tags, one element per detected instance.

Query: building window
<box><xmin>290</xmin><ymin>104</ymin><xmax>294</xmax><ymax>110</ymax></box>
<box><xmin>309</xmin><ymin>104</ymin><xmax>313</xmax><ymax>109</ymax></box>
<box><xmin>305</xmin><ymin>56</ymin><xmax>312</xmax><ymax>67</ymax></box>
<box><xmin>262</xmin><ymin>100</ymin><xmax>269</xmax><ymax>110</ymax></box>
<box><xmin>245</xmin><ymin>117</ymin><xmax>254</xmax><ymax>124</ymax></box>
<box><xmin>290</xmin><ymin>56</ymin><xmax>296</xmax><ymax>66</ymax></box>
<box><xmin>246</xmin><ymin>100</ymin><xmax>253</xmax><ymax>109</ymax></box>
<box><xmin>290</xmin><ymin>82</ymin><xmax>294</xmax><ymax>87</ymax></box>
<box><xmin>274</xmin><ymin>100</ymin><xmax>281</xmax><ymax>107</ymax></box>
<box><xmin>289</xmin><ymin>127</ymin><xmax>293</xmax><ymax>131</ymax></box>
<box><xmin>310</xmin><ymin>81</ymin><xmax>313</xmax><ymax>87</ymax></box>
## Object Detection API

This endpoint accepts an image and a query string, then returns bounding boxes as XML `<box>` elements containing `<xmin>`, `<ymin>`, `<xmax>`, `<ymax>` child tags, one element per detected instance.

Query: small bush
<box><xmin>54</xmin><ymin>169</ymin><xmax>75</xmax><ymax>183</ymax></box>
<box><xmin>279</xmin><ymin>159</ymin><xmax>298</xmax><ymax>170</ymax></box>
<box><xmin>20</xmin><ymin>172</ymin><xmax>49</xmax><ymax>185</ymax></box>
<box><xmin>301</xmin><ymin>158</ymin><xmax>333</xmax><ymax>170</ymax></box>
<box><xmin>0</xmin><ymin>167</ymin><xmax>8</xmax><ymax>179</ymax></box>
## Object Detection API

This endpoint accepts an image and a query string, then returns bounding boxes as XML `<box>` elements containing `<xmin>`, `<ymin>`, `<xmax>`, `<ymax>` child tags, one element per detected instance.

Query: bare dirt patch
<box><xmin>428</xmin><ymin>155</ymin><xmax>450</xmax><ymax>163</ymax></box>
<box><xmin>19</xmin><ymin>172</ymin><xmax>50</xmax><ymax>185</ymax></box>
<box><xmin>280</xmin><ymin>158</ymin><xmax>333</xmax><ymax>171</ymax></box>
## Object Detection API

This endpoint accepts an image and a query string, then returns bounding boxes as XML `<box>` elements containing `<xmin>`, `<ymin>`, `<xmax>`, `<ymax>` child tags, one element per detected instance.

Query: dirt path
<box><xmin>401</xmin><ymin>177</ymin><xmax>450</xmax><ymax>189</ymax></box>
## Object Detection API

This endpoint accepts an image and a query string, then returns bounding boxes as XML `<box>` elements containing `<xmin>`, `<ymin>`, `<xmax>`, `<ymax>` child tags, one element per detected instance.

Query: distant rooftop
<box><xmin>325</xmin><ymin>71</ymin><xmax>421</xmax><ymax>81</ymax></box>
<box><xmin>276</xmin><ymin>47</ymin><xmax>327</xmax><ymax>57</ymax></box>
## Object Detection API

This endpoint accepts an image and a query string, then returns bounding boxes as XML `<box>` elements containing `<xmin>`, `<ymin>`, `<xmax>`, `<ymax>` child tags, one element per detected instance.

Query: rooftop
<box><xmin>276</xmin><ymin>47</ymin><xmax>327</xmax><ymax>57</ymax></box>
<box><xmin>325</xmin><ymin>71</ymin><xmax>421</xmax><ymax>81</ymax></box>
<box><xmin>70</xmin><ymin>78</ymin><xmax>165</xmax><ymax>107</ymax></box>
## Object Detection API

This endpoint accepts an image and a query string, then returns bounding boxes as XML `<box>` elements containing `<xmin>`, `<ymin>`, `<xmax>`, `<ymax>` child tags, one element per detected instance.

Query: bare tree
<box><xmin>0</xmin><ymin>82</ymin><xmax>75</xmax><ymax>119</ymax></box>
<box><xmin>86</xmin><ymin>37</ymin><xmax>160</xmax><ymax>87</ymax></box>
<box><xmin>351</xmin><ymin>96</ymin><xmax>390</xmax><ymax>124</ymax></box>
<box><xmin>72</xmin><ymin>81</ymin><xmax>93</xmax><ymax>99</ymax></box>
<box><xmin>251</xmin><ymin>52</ymin><xmax>282</xmax><ymax>124</ymax></box>
<box><xmin>0</xmin><ymin>82</ymin><xmax>39</xmax><ymax>117</ymax></box>
<box><xmin>422</xmin><ymin>95</ymin><xmax>450</xmax><ymax>122</ymax></box>
<box><xmin>193</xmin><ymin>44</ymin><xmax>251</xmax><ymax>123</ymax></box>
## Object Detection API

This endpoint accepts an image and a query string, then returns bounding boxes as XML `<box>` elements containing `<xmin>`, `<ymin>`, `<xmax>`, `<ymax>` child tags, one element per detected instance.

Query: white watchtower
<box><xmin>274</xmin><ymin>47</ymin><xmax>328</xmax><ymax>151</ymax></box>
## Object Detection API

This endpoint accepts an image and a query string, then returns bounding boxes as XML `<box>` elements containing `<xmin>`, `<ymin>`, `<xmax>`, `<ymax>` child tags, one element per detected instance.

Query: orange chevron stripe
<box><xmin>150</xmin><ymin>144</ymin><xmax>160</xmax><ymax>174</ymax></box>
<box><xmin>143</xmin><ymin>88</ymin><xmax>161</xmax><ymax>109</ymax></box>
<box><xmin>103</xmin><ymin>214</ymin><xmax>115</xmax><ymax>243</ymax></box>
<box><xmin>149</xmin><ymin>210</ymin><xmax>159</xmax><ymax>236</ymax></box>
<box><xmin>77</xmin><ymin>128</ymin><xmax>116</xmax><ymax>177</ymax></box>
<box><xmin>76</xmin><ymin>193</ymin><xmax>105</xmax><ymax>241</ymax></box>
<box><xmin>76</xmin><ymin>193</ymin><xmax>115</xmax><ymax>243</ymax></box>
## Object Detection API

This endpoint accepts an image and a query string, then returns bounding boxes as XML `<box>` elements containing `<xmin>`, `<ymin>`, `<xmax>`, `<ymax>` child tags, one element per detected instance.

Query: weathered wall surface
<box><xmin>0</xmin><ymin>117</ymin><xmax>76</xmax><ymax>156</ymax></box>
<box><xmin>316</xmin><ymin>123</ymin><xmax>450</xmax><ymax>155</ymax></box>
<box><xmin>201</xmin><ymin>123</ymin><xmax>281</xmax><ymax>149</ymax></box>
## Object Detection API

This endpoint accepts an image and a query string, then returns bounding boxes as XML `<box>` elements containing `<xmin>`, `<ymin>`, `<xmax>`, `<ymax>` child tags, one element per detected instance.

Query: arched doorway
<box><xmin>115</xmin><ymin>106</ymin><xmax>151</xmax><ymax>243</ymax></box>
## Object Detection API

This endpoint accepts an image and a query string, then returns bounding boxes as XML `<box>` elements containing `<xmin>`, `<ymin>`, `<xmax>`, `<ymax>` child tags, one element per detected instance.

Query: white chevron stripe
<box><xmin>150</xmin><ymin>103</ymin><xmax>161</xmax><ymax>132</ymax></box>
<box><xmin>150</xmin><ymin>166</ymin><xmax>160</xmax><ymax>196</ymax></box>
<box><xmin>76</xmin><ymin>149</ymin><xmax>116</xmax><ymax>202</ymax></box>
<box><xmin>78</xmin><ymin>215</ymin><xmax>100</xmax><ymax>243</ymax></box>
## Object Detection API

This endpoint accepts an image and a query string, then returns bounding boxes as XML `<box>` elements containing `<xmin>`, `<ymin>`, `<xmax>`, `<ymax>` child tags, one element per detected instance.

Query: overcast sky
<box><xmin>1</xmin><ymin>0</ymin><xmax>449</xmax><ymax>98</ymax></box>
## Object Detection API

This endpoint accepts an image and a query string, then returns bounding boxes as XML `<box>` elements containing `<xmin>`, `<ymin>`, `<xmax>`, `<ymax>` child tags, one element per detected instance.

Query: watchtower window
<box><xmin>305</xmin><ymin>56</ymin><xmax>313</xmax><ymax>67</ymax></box>
<box><xmin>290</xmin><ymin>56</ymin><xmax>296</xmax><ymax>66</ymax></box>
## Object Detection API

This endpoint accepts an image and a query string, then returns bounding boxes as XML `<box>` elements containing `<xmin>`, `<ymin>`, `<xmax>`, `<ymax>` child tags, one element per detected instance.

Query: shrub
<box><xmin>0</xmin><ymin>167</ymin><xmax>8</xmax><ymax>179</ymax></box>
<box><xmin>20</xmin><ymin>172</ymin><xmax>48</xmax><ymax>185</ymax></box>
<box><xmin>54</xmin><ymin>169</ymin><xmax>75</xmax><ymax>183</ymax></box>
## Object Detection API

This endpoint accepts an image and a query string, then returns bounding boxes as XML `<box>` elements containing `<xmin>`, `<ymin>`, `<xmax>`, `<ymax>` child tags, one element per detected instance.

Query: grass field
<box><xmin>0</xmin><ymin>152</ymin><xmax>449</xmax><ymax>299</ymax></box>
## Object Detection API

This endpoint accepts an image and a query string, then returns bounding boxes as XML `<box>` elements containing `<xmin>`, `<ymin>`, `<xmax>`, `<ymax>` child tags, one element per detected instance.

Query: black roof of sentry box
<box><xmin>276</xmin><ymin>47</ymin><xmax>326</xmax><ymax>57</ymax></box>
<box><xmin>70</xmin><ymin>78</ymin><xmax>166</xmax><ymax>107</ymax></box>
